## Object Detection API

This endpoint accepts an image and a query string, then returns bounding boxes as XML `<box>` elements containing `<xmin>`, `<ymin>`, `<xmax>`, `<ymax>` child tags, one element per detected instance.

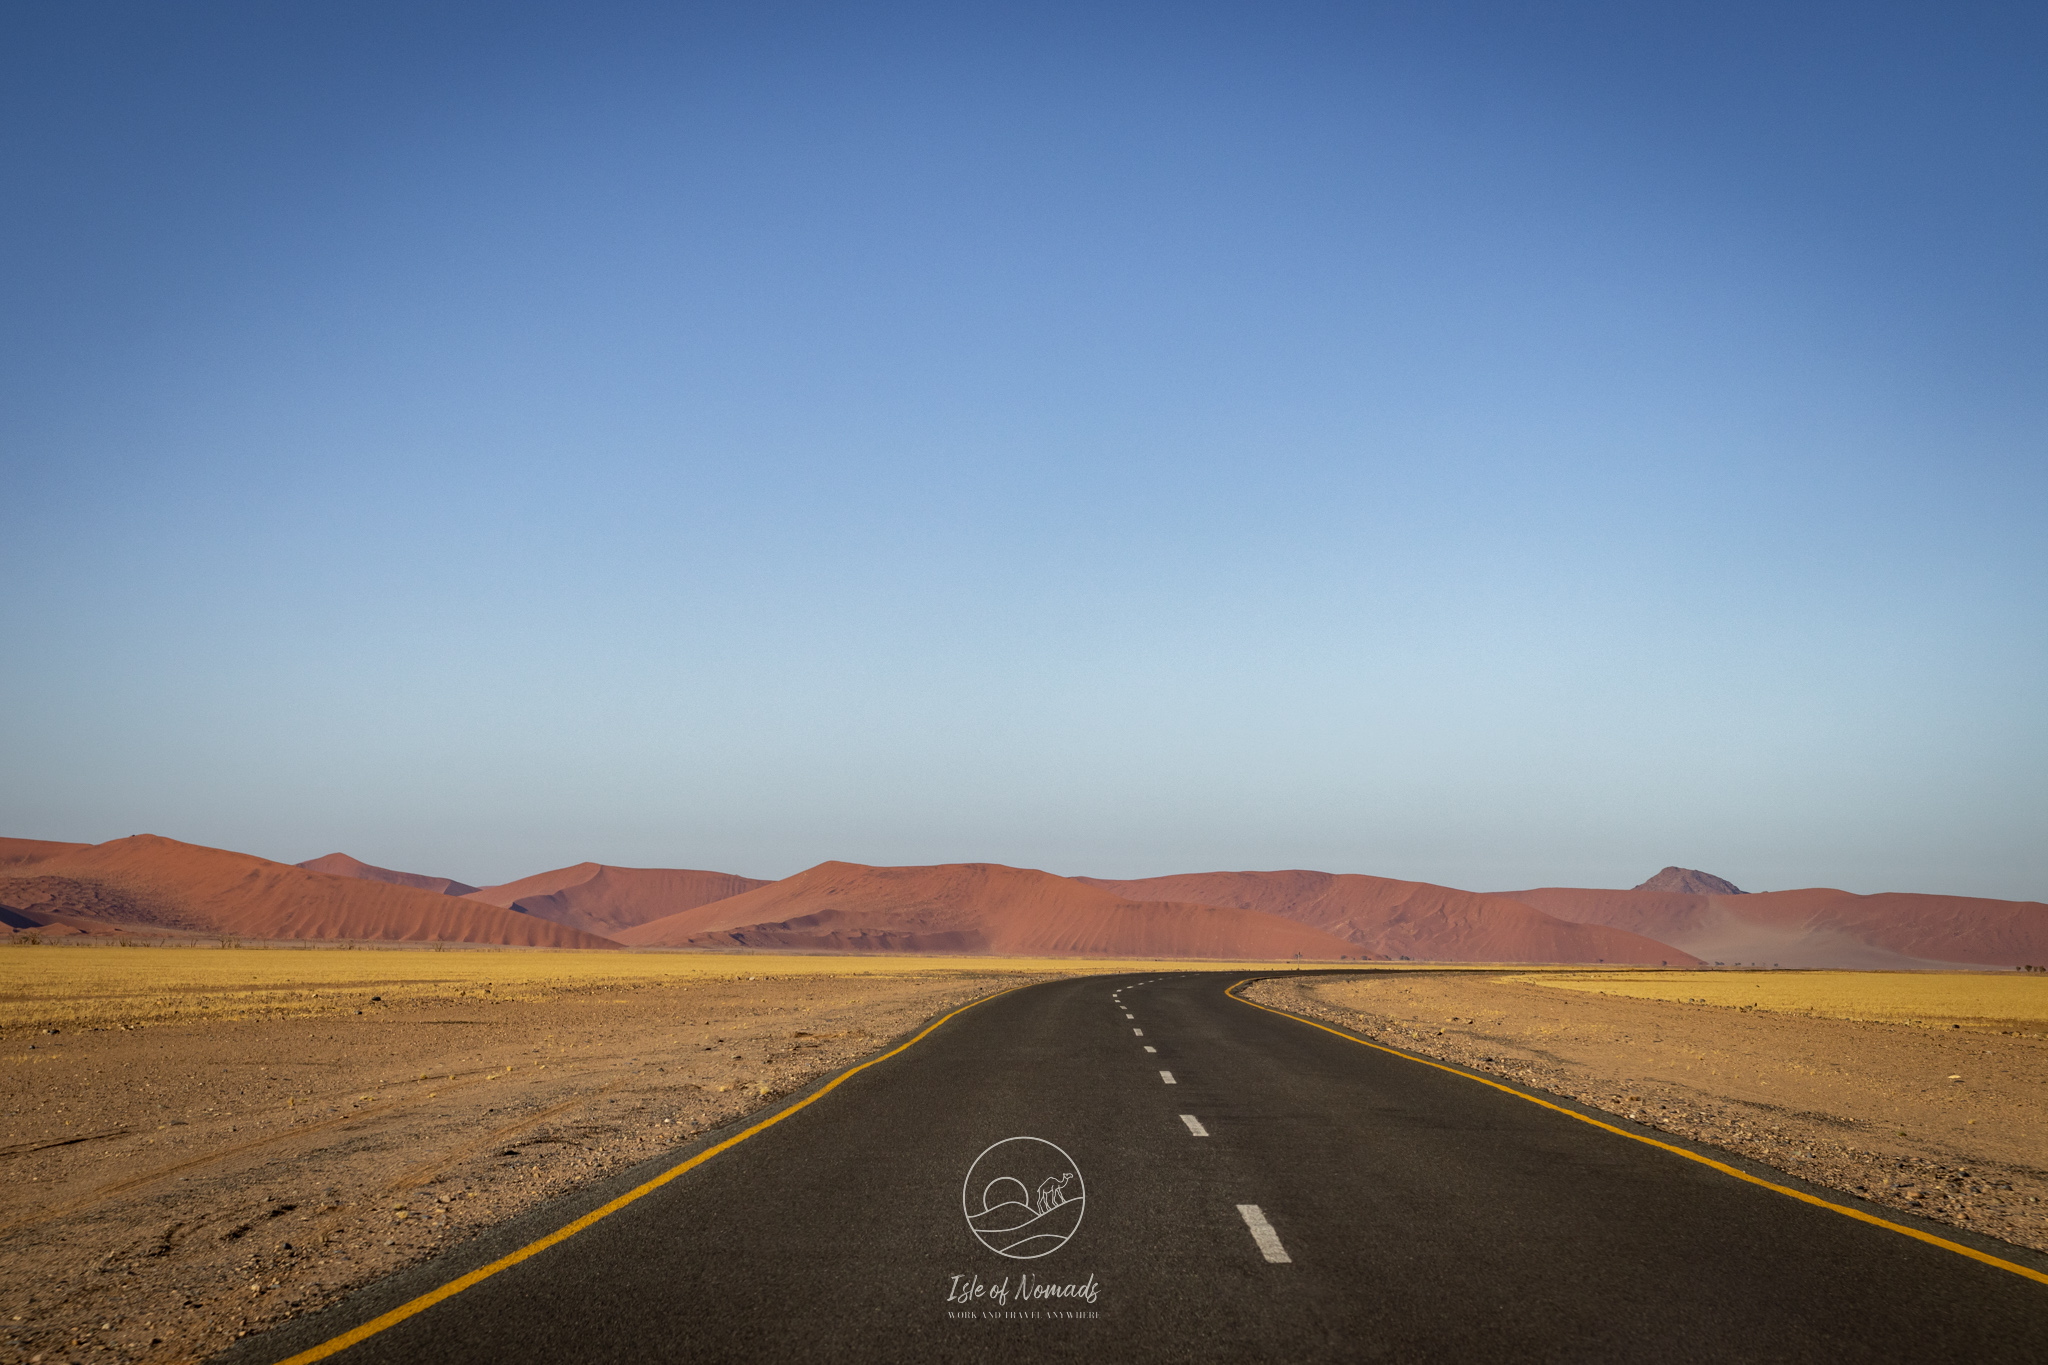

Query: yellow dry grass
<box><xmin>1513</xmin><ymin>969</ymin><xmax>2048</xmax><ymax>1031</ymax></box>
<box><xmin>0</xmin><ymin>943</ymin><xmax>1329</xmax><ymax>1030</ymax></box>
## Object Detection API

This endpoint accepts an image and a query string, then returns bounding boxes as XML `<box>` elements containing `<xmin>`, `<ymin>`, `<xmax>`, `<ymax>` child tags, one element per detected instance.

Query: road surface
<box><xmin>235</xmin><ymin>972</ymin><xmax>2048</xmax><ymax>1363</ymax></box>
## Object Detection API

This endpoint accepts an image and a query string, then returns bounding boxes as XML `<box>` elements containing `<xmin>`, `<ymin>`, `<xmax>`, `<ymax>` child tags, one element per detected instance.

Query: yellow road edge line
<box><xmin>276</xmin><ymin>984</ymin><xmax>1031</xmax><ymax>1363</ymax></box>
<box><xmin>1225</xmin><ymin>978</ymin><xmax>2048</xmax><ymax>1290</ymax></box>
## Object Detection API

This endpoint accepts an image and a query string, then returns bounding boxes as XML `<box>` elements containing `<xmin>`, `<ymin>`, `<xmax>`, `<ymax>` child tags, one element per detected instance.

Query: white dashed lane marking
<box><xmin>1159</xmin><ymin>1070</ymin><xmax>1176</xmax><ymax>1084</ymax></box>
<box><xmin>1237</xmin><ymin>1205</ymin><xmax>1292</xmax><ymax>1263</ymax></box>
<box><xmin>1143</xmin><ymin>1046</ymin><xmax>1156</xmax><ymax>1053</ymax></box>
<box><xmin>1179</xmin><ymin>1114</ymin><xmax>1209</xmax><ymax>1137</ymax></box>
<box><xmin>1132</xmin><ymin>1028</ymin><xmax>1143</xmax><ymax>1036</ymax></box>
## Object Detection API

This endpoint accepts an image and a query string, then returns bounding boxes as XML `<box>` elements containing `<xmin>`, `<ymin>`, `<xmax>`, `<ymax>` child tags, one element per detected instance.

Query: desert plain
<box><xmin>5</xmin><ymin>946</ymin><xmax>2046</xmax><ymax>1364</ymax></box>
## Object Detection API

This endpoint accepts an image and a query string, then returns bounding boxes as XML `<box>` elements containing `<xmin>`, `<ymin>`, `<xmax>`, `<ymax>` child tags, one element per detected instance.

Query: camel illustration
<box><xmin>1033</xmin><ymin>1172</ymin><xmax>1074</xmax><ymax>1215</ymax></box>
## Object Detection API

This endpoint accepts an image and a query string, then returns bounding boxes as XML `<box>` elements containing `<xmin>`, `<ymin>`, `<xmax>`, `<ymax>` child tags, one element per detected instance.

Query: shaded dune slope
<box><xmin>1502</xmin><ymin>885</ymin><xmax>2048</xmax><ymax>970</ymax></box>
<box><xmin>618</xmin><ymin>861</ymin><xmax>1361</xmax><ymax>958</ymax></box>
<box><xmin>465</xmin><ymin>864</ymin><xmax>771</xmax><ymax>939</ymax></box>
<box><xmin>296</xmin><ymin>852</ymin><xmax>479</xmax><ymax>897</ymax></box>
<box><xmin>0</xmin><ymin>836</ymin><xmax>618</xmax><ymax>947</ymax></box>
<box><xmin>1079</xmin><ymin>870</ymin><xmax>1694</xmax><ymax>964</ymax></box>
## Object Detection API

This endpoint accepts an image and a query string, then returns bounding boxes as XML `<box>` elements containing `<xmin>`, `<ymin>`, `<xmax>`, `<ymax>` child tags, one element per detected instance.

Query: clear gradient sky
<box><xmin>4</xmin><ymin>2</ymin><xmax>2043</xmax><ymax>898</ymax></box>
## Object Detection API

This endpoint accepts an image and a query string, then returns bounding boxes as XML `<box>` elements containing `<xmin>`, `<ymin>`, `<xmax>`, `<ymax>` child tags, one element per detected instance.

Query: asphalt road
<box><xmin>239</xmin><ymin>972</ymin><xmax>2048</xmax><ymax>1363</ymax></box>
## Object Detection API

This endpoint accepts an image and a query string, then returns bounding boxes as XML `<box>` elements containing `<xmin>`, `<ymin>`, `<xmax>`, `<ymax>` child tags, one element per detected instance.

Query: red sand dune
<box><xmin>617</xmin><ymin>861</ymin><xmax>1364</xmax><ymax>958</ymax></box>
<box><xmin>463</xmin><ymin>863</ymin><xmax>613</xmax><ymax>908</ymax></box>
<box><xmin>0</xmin><ymin>835</ymin><xmax>618</xmax><ymax>948</ymax></box>
<box><xmin>1</xmin><ymin>837</ymin><xmax>160</xmax><ymax>936</ymax></box>
<box><xmin>297</xmin><ymin>852</ymin><xmax>479</xmax><ymax>897</ymax></box>
<box><xmin>1501</xmin><ymin>885</ymin><xmax>2048</xmax><ymax>970</ymax></box>
<box><xmin>1080</xmin><ymin>870</ymin><xmax>1693</xmax><ymax>964</ymax></box>
<box><xmin>0</xmin><ymin>837</ymin><xmax>92</xmax><ymax>871</ymax></box>
<box><xmin>464</xmin><ymin>864</ymin><xmax>770</xmax><ymax>939</ymax></box>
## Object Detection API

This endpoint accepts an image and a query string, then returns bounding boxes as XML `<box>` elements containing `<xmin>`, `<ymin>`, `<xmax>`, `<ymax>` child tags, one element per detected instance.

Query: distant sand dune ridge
<box><xmin>1499</xmin><ymin>883</ymin><xmax>2048</xmax><ymax>970</ymax></box>
<box><xmin>296</xmin><ymin>851</ymin><xmax>479</xmax><ymax>897</ymax></box>
<box><xmin>617</xmin><ymin>860</ymin><xmax>1366</xmax><ymax>959</ymax></box>
<box><xmin>1081</xmin><ymin>869</ymin><xmax>1693</xmax><ymax>965</ymax></box>
<box><xmin>464</xmin><ymin>863</ymin><xmax>771</xmax><ymax>939</ymax></box>
<box><xmin>7</xmin><ymin>835</ymin><xmax>2040</xmax><ymax>968</ymax></box>
<box><xmin>0</xmin><ymin>835</ymin><xmax>617</xmax><ymax>948</ymax></box>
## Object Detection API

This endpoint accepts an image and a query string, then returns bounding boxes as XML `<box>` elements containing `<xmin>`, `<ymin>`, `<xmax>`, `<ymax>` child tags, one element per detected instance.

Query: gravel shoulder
<box><xmin>1246</xmin><ymin>971</ymin><xmax>2048</xmax><ymax>1257</ymax></box>
<box><xmin>1</xmin><ymin>962</ymin><xmax>1042</xmax><ymax>1364</ymax></box>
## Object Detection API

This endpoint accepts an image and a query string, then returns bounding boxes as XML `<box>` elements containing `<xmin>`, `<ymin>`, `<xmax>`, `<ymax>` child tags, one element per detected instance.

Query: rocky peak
<box><xmin>1633</xmin><ymin>866</ymin><xmax>1744</xmax><ymax>895</ymax></box>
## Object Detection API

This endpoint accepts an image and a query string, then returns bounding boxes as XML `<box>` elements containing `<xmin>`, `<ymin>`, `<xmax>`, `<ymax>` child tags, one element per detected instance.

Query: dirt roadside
<box><xmin>1245</xmin><ymin>972</ymin><xmax>2048</xmax><ymax>1258</ymax></box>
<box><xmin>1</xmin><ymin>969</ymin><xmax>1041</xmax><ymax>1365</ymax></box>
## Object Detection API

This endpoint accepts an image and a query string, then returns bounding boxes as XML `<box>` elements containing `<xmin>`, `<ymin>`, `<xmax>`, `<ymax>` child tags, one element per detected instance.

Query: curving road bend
<box><xmin>231</xmin><ymin>972</ymin><xmax>2048</xmax><ymax>1364</ymax></box>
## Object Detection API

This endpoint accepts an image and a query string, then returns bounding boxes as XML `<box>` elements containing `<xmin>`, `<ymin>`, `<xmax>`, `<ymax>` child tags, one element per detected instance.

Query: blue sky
<box><xmin>4</xmin><ymin>2</ymin><xmax>2043</xmax><ymax>897</ymax></box>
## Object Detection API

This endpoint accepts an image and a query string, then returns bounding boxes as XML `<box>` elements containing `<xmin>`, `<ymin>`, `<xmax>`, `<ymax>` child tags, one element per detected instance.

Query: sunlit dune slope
<box><xmin>617</xmin><ymin>860</ymin><xmax>1361</xmax><ymax>958</ymax></box>
<box><xmin>1079</xmin><ymin>870</ymin><xmax>1694</xmax><ymax>964</ymax></box>
<box><xmin>1500</xmin><ymin>885</ymin><xmax>2048</xmax><ymax>970</ymax></box>
<box><xmin>0</xmin><ymin>837</ymin><xmax>92</xmax><ymax>870</ymax></box>
<box><xmin>296</xmin><ymin>851</ymin><xmax>479</xmax><ymax>897</ymax></box>
<box><xmin>465</xmin><ymin>863</ymin><xmax>771</xmax><ymax>938</ymax></box>
<box><xmin>0</xmin><ymin>835</ymin><xmax>618</xmax><ymax>948</ymax></box>
<box><xmin>463</xmin><ymin>862</ymin><xmax>610</xmax><ymax>907</ymax></box>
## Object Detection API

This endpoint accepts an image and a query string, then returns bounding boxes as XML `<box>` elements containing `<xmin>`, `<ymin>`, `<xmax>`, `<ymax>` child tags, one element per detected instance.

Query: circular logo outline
<box><xmin>960</xmin><ymin>1135</ymin><xmax>1086</xmax><ymax>1260</ymax></box>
